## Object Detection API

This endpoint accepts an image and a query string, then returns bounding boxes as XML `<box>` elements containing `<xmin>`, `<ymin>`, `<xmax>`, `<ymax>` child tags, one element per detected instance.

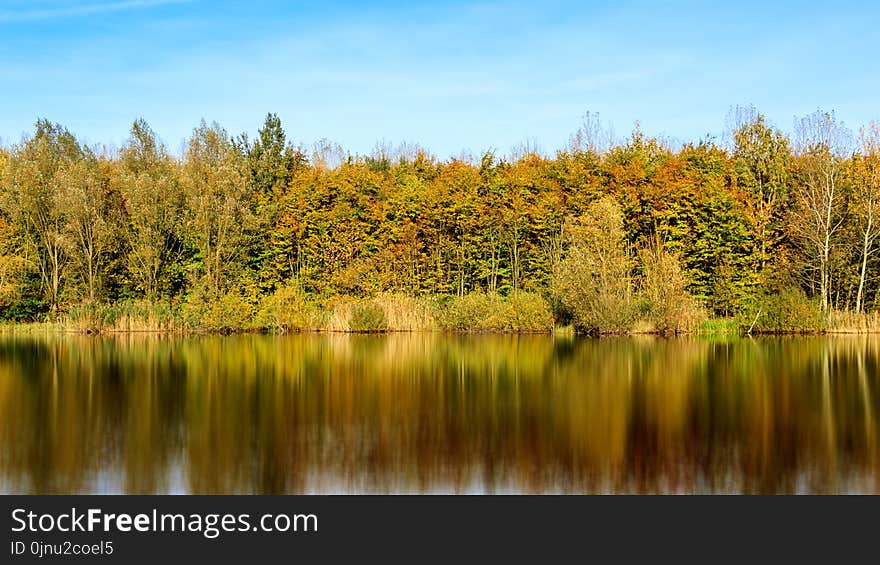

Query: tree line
<box><xmin>1</xmin><ymin>107</ymin><xmax>879</xmax><ymax>332</ymax></box>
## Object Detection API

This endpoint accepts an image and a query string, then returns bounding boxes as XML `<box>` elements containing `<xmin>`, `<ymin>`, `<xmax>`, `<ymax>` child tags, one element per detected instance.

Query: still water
<box><xmin>0</xmin><ymin>333</ymin><xmax>878</xmax><ymax>494</ymax></box>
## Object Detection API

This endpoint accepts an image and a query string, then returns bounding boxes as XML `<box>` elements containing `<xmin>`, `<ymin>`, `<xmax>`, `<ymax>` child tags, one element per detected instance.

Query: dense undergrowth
<box><xmin>4</xmin><ymin>287</ymin><xmax>876</xmax><ymax>335</ymax></box>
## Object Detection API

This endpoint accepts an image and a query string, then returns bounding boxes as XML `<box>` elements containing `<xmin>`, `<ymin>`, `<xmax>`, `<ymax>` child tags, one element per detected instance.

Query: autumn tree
<box><xmin>729</xmin><ymin>106</ymin><xmax>791</xmax><ymax>271</ymax></box>
<box><xmin>851</xmin><ymin>123</ymin><xmax>880</xmax><ymax>312</ymax></box>
<box><xmin>240</xmin><ymin>113</ymin><xmax>307</xmax><ymax>294</ymax></box>
<box><xmin>552</xmin><ymin>196</ymin><xmax>634</xmax><ymax>332</ymax></box>
<box><xmin>56</xmin><ymin>158</ymin><xmax>118</xmax><ymax>302</ymax></box>
<box><xmin>0</xmin><ymin>150</ymin><xmax>21</xmax><ymax>308</ymax></box>
<box><xmin>567</xmin><ymin>111</ymin><xmax>615</xmax><ymax>156</ymax></box>
<box><xmin>118</xmin><ymin>119</ymin><xmax>185</xmax><ymax>301</ymax></box>
<box><xmin>3</xmin><ymin>109</ymin><xmax>880</xmax><ymax>331</ymax></box>
<box><xmin>606</xmin><ymin>125</ymin><xmax>673</xmax><ymax>249</ymax></box>
<box><xmin>790</xmin><ymin>110</ymin><xmax>852</xmax><ymax>312</ymax></box>
<box><xmin>0</xmin><ymin>191</ymin><xmax>30</xmax><ymax>313</ymax></box>
<box><xmin>181</xmin><ymin>121</ymin><xmax>254</xmax><ymax>297</ymax></box>
<box><xmin>0</xmin><ymin>120</ymin><xmax>86</xmax><ymax>312</ymax></box>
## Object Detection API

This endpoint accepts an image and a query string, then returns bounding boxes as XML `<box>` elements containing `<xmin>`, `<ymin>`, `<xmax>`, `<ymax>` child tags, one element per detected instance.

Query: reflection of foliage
<box><xmin>1</xmin><ymin>333</ymin><xmax>878</xmax><ymax>493</ymax></box>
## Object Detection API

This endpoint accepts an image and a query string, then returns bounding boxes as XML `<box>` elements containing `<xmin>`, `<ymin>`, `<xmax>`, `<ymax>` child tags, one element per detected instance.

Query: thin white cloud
<box><xmin>0</xmin><ymin>0</ymin><xmax>191</xmax><ymax>23</ymax></box>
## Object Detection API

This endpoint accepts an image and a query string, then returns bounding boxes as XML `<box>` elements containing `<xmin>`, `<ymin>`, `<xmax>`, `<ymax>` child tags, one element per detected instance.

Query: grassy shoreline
<box><xmin>5</xmin><ymin>291</ymin><xmax>880</xmax><ymax>336</ymax></box>
<box><xmin>4</xmin><ymin>318</ymin><xmax>879</xmax><ymax>336</ymax></box>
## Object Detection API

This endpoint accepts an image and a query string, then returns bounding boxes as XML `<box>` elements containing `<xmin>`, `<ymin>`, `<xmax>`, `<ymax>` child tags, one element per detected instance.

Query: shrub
<box><xmin>348</xmin><ymin>301</ymin><xmax>388</xmax><ymax>332</ymax></box>
<box><xmin>183</xmin><ymin>286</ymin><xmax>254</xmax><ymax>332</ymax></box>
<box><xmin>435</xmin><ymin>293</ymin><xmax>506</xmax><ymax>331</ymax></box>
<box><xmin>509</xmin><ymin>292</ymin><xmax>554</xmax><ymax>331</ymax></box>
<box><xmin>208</xmin><ymin>292</ymin><xmax>254</xmax><ymax>332</ymax></box>
<box><xmin>737</xmin><ymin>288</ymin><xmax>825</xmax><ymax>333</ymax></box>
<box><xmin>0</xmin><ymin>297</ymin><xmax>47</xmax><ymax>322</ymax></box>
<box><xmin>180</xmin><ymin>284</ymin><xmax>211</xmax><ymax>329</ymax></box>
<box><xmin>256</xmin><ymin>284</ymin><xmax>318</xmax><ymax>332</ymax></box>
<box><xmin>434</xmin><ymin>292</ymin><xmax>553</xmax><ymax>332</ymax></box>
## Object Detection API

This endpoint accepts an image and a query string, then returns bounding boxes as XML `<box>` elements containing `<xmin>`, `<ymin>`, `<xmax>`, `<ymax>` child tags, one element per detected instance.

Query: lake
<box><xmin>0</xmin><ymin>333</ymin><xmax>877</xmax><ymax>494</ymax></box>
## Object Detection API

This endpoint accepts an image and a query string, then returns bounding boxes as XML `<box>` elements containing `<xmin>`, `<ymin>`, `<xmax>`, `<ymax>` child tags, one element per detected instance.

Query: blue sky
<box><xmin>1</xmin><ymin>0</ymin><xmax>878</xmax><ymax>157</ymax></box>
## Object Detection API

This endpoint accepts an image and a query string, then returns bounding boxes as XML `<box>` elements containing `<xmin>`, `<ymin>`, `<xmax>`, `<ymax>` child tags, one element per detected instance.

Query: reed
<box><xmin>827</xmin><ymin>310</ymin><xmax>880</xmax><ymax>333</ymax></box>
<box><xmin>61</xmin><ymin>300</ymin><xmax>185</xmax><ymax>332</ymax></box>
<box><xmin>373</xmin><ymin>293</ymin><xmax>436</xmax><ymax>331</ymax></box>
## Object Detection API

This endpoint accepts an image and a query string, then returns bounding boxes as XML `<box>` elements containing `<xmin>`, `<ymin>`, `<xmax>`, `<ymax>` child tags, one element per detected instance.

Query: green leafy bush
<box><xmin>737</xmin><ymin>288</ymin><xmax>825</xmax><ymax>333</ymax></box>
<box><xmin>256</xmin><ymin>285</ymin><xmax>318</xmax><ymax>332</ymax></box>
<box><xmin>348</xmin><ymin>302</ymin><xmax>388</xmax><ymax>332</ymax></box>
<box><xmin>508</xmin><ymin>292</ymin><xmax>555</xmax><ymax>331</ymax></box>
<box><xmin>0</xmin><ymin>297</ymin><xmax>47</xmax><ymax>322</ymax></box>
<box><xmin>182</xmin><ymin>286</ymin><xmax>255</xmax><ymax>332</ymax></box>
<box><xmin>435</xmin><ymin>293</ymin><xmax>507</xmax><ymax>331</ymax></box>
<box><xmin>434</xmin><ymin>292</ymin><xmax>553</xmax><ymax>332</ymax></box>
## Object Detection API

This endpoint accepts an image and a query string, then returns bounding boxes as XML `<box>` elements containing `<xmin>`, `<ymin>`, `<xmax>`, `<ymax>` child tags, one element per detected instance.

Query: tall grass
<box><xmin>292</xmin><ymin>294</ymin><xmax>424</xmax><ymax>332</ymax></box>
<box><xmin>827</xmin><ymin>310</ymin><xmax>880</xmax><ymax>333</ymax></box>
<box><xmin>62</xmin><ymin>300</ymin><xmax>185</xmax><ymax>332</ymax></box>
<box><xmin>21</xmin><ymin>290</ymin><xmax>880</xmax><ymax>335</ymax></box>
<box><xmin>373</xmin><ymin>293</ymin><xmax>435</xmax><ymax>331</ymax></box>
<box><xmin>694</xmin><ymin>317</ymin><xmax>739</xmax><ymax>334</ymax></box>
<box><xmin>0</xmin><ymin>320</ymin><xmax>66</xmax><ymax>334</ymax></box>
<box><xmin>324</xmin><ymin>294</ymin><xmax>435</xmax><ymax>332</ymax></box>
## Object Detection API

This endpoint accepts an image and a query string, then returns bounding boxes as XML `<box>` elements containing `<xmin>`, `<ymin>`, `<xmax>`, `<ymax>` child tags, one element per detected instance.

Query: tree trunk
<box><xmin>857</xmin><ymin>221</ymin><xmax>872</xmax><ymax>313</ymax></box>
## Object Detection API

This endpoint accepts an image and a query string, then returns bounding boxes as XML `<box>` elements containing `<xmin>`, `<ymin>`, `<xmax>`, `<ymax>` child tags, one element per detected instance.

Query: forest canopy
<box><xmin>1</xmin><ymin>108</ymin><xmax>879</xmax><ymax>333</ymax></box>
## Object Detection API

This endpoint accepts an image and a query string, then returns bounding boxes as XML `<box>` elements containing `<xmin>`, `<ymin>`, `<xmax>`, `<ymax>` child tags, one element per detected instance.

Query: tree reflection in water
<box><xmin>0</xmin><ymin>334</ymin><xmax>877</xmax><ymax>493</ymax></box>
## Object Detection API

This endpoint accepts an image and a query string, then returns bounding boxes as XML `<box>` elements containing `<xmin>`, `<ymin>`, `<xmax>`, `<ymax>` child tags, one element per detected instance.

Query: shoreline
<box><xmin>1</xmin><ymin>323</ymin><xmax>877</xmax><ymax>337</ymax></box>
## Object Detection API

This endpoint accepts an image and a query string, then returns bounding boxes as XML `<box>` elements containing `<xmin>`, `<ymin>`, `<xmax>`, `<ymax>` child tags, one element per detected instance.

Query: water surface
<box><xmin>0</xmin><ymin>333</ymin><xmax>877</xmax><ymax>493</ymax></box>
